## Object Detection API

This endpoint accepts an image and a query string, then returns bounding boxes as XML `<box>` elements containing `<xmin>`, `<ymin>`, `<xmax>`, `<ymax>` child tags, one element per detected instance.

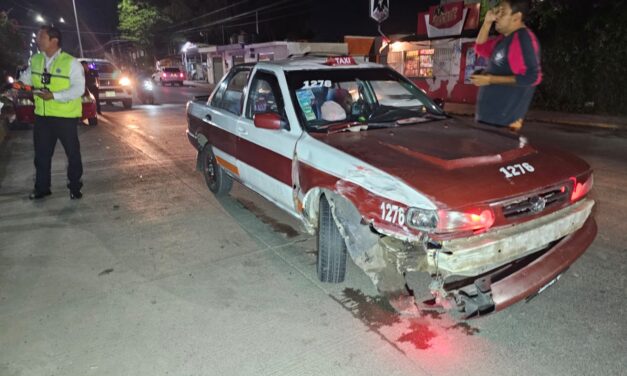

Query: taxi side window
<box><xmin>245</xmin><ymin>72</ymin><xmax>285</xmax><ymax>120</ymax></box>
<box><xmin>214</xmin><ymin>69</ymin><xmax>250</xmax><ymax>115</ymax></box>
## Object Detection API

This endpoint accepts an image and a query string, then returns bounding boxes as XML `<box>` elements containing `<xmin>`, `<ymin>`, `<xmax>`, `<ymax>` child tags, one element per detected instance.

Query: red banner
<box><xmin>429</xmin><ymin>2</ymin><xmax>465</xmax><ymax>29</ymax></box>
<box><xmin>417</xmin><ymin>3</ymin><xmax>481</xmax><ymax>38</ymax></box>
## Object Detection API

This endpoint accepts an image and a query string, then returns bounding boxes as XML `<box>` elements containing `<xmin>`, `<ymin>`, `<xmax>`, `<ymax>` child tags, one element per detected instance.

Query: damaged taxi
<box><xmin>186</xmin><ymin>56</ymin><xmax>596</xmax><ymax>318</ymax></box>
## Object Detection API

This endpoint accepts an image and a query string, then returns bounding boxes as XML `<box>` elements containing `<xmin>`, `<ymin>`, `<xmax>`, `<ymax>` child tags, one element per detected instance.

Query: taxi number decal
<box><xmin>301</xmin><ymin>80</ymin><xmax>332</xmax><ymax>89</ymax></box>
<box><xmin>380</xmin><ymin>203</ymin><xmax>405</xmax><ymax>226</ymax></box>
<box><xmin>500</xmin><ymin>163</ymin><xmax>535</xmax><ymax>178</ymax></box>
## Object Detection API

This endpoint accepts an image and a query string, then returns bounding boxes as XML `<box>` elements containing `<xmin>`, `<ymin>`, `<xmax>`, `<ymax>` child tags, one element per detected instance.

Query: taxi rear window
<box><xmin>164</xmin><ymin>68</ymin><xmax>181</xmax><ymax>73</ymax></box>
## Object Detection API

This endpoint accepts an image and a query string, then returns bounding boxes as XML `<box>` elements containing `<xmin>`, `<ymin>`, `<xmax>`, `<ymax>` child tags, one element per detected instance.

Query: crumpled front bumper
<box><xmin>434</xmin><ymin>199</ymin><xmax>595</xmax><ymax>277</ymax></box>
<box><xmin>432</xmin><ymin>199</ymin><xmax>597</xmax><ymax>317</ymax></box>
<box><xmin>491</xmin><ymin>215</ymin><xmax>597</xmax><ymax>311</ymax></box>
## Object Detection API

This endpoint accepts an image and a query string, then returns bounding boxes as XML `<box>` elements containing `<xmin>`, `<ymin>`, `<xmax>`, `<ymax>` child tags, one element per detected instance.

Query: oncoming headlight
<box><xmin>119</xmin><ymin>76</ymin><xmax>131</xmax><ymax>86</ymax></box>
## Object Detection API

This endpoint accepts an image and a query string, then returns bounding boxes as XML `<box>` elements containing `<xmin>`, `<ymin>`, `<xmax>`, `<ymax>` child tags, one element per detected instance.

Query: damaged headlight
<box><xmin>436</xmin><ymin>207</ymin><xmax>495</xmax><ymax>233</ymax></box>
<box><xmin>406</xmin><ymin>206</ymin><xmax>495</xmax><ymax>234</ymax></box>
<box><xmin>406</xmin><ymin>208</ymin><xmax>438</xmax><ymax>231</ymax></box>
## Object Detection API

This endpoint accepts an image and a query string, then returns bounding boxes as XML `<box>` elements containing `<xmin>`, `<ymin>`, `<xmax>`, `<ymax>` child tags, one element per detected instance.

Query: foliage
<box><xmin>118</xmin><ymin>0</ymin><xmax>169</xmax><ymax>52</ymax></box>
<box><xmin>0</xmin><ymin>11</ymin><xmax>26</xmax><ymax>76</ymax></box>
<box><xmin>527</xmin><ymin>0</ymin><xmax>627</xmax><ymax>115</ymax></box>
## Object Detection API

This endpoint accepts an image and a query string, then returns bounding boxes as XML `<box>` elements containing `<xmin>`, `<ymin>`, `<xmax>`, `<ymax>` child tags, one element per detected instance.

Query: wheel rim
<box><xmin>204</xmin><ymin>151</ymin><xmax>217</xmax><ymax>187</ymax></box>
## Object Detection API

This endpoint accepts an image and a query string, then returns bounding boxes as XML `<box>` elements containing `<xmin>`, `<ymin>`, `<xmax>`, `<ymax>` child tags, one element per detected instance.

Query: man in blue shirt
<box><xmin>471</xmin><ymin>0</ymin><xmax>542</xmax><ymax>132</ymax></box>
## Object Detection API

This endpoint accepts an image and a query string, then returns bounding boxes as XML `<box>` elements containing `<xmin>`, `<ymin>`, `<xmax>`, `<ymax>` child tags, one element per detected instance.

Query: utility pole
<box><xmin>71</xmin><ymin>0</ymin><xmax>84</xmax><ymax>57</ymax></box>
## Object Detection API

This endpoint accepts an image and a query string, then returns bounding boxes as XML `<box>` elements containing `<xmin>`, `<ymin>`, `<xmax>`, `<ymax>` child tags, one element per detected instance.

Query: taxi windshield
<box><xmin>285</xmin><ymin>68</ymin><xmax>443</xmax><ymax>131</ymax></box>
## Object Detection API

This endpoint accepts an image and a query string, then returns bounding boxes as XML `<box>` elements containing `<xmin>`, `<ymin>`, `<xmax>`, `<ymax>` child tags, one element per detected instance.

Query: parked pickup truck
<box><xmin>186</xmin><ymin>56</ymin><xmax>596</xmax><ymax>318</ymax></box>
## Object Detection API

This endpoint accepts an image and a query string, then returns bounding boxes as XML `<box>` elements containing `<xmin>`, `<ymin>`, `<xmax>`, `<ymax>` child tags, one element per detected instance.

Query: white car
<box><xmin>79</xmin><ymin>58</ymin><xmax>133</xmax><ymax>109</ymax></box>
<box><xmin>153</xmin><ymin>67</ymin><xmax>185</xmax><ymax>86</ymax></box>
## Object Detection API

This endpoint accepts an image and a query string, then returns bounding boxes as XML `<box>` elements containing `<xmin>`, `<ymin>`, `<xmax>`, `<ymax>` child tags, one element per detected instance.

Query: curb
<box><xmin>445</xmin><ymin>108</ymin><xmax>626</xmax><ymax>130</ymax></box>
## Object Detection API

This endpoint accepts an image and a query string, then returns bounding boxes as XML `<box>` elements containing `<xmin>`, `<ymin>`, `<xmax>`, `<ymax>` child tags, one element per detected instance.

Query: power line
<box><xmin>171</xmin><ymin>0</ymin><xmax>302</xmax><ymax>34</ymax></box>
<box><xmin>165</xmin><ymin>0</ymin><xmax>250</xmax><ymax>30</ymax></box>
<box><xmin>223</xmin><ymin>9</ymin><xmax>309</xmax><ymax>30</ymax></box>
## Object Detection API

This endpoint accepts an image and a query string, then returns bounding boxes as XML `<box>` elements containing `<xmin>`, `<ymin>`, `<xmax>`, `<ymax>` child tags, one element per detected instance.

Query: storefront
<box><xmin>200</xmin><ymin>41</ymin><xmax>349</xmax><ymax>85</ymax></box>
<box><xmin>381</xmin><ymin>1</ymin><xmax>486</xmax><ymax>104</ymax></box>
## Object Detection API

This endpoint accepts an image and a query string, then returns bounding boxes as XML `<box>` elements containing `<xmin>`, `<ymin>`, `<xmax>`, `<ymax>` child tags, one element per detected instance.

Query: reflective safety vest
<box><xmin>31</xmin><ymin>52</ymin><xmax>82</xmax><ymax>118</ymax></box>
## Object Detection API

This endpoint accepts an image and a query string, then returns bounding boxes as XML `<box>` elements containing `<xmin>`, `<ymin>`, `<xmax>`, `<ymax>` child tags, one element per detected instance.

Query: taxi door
<box><xmin>203</xmin><ymin>67</ymin><xmax>251</xmax><ymax>180</ymax></box>
<box><xmin>235</xmin><ymin>69</ymin><xmax>300</xmax><ymax>215</ymax></box>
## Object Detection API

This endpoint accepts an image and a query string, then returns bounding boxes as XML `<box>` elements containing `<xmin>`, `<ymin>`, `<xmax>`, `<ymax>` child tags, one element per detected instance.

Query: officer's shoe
<box><xmin>70</xmin><ymin>191</ymin><xmax>83</xmax><ymax>200</ymax></box>
<box><xmin>29</xmin><ymin>190</ymin><xmax>52</xmax><ymax>200</ymax></box>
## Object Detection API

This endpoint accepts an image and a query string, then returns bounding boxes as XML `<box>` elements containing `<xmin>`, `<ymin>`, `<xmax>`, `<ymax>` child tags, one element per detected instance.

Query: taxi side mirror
<box><xmin>253</xmin><ymin>112</ymin><xmax>286</xmax><ymax>130</ymax></box>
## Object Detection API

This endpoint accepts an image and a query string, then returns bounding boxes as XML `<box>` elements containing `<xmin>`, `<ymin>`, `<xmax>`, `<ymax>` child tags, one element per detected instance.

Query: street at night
<box><xmin>2</xmin><ymin>0</ymin><xmax>627</xmax><ymax>375</ymax></box>
<box><xmin>0</xmin><ymin>85</ymin><xmax>625</xmax><ymax>375</ymax></box>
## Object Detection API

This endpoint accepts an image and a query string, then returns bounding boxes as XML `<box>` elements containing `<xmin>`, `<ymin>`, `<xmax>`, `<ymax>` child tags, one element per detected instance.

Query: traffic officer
<box><xmin>19</xmin><ymin>25</ymin><xmax>85</xmax><ymax>200</ymax></box>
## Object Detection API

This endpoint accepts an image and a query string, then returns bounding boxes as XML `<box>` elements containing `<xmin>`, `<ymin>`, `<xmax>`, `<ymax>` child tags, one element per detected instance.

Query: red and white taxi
<box><xmin>186</xmin><ymin>56</ymin><xmax>596</xmax><ymax>318</ymax></box>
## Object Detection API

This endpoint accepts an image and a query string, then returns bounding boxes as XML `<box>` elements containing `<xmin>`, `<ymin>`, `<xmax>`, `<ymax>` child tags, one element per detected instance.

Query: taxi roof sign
<box><xmin>324</xmin><ymin>56</ymin><xmax>358</xmax><ymax>66</ymax></box>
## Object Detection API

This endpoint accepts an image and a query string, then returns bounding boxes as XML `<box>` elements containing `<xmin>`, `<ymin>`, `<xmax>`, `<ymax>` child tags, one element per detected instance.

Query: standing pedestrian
<box><xmin>18</xmin><ymin>25</ymin><xmax>85</xmax><ymax>200</ymax></box>
<box><xmin>80</xmin><ymin>61</ymin><xmax>101</xmax><ymax>114</ymax></box>
<box><xmin>470</xmin><ymin>0</ymin><xmax>542</xmax><ymax>132</ymax></box>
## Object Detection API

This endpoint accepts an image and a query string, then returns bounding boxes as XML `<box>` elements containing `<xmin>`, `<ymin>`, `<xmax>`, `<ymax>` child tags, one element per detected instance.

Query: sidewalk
<box><xmin>445</xmin><ymin>102</ymin><xmax>627</xmax><ymax>130</ymax></box>
<box><xmin>183</xmin><ymin>80</ymin><xmax>214</xmax><ymax>89</ymax></box>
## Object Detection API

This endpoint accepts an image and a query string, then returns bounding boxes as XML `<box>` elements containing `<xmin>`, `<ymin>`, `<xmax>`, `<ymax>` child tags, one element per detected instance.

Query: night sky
<box><xmin>5</xmin><ymin>0</ymin><xmax>119</xmax><ymax>57</ymax></box>
<box><xmin>4</xmin><ymin>0</ymin><xmax>439</xmax><ymax>58</ymax></box>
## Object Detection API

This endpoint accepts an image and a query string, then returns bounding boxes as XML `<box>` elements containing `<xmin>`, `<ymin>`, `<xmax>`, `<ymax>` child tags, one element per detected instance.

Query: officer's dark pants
<box><xmin>33</xmin><ymin>115</ymin><xmax>83</xmax><ymax>193</ymax></box>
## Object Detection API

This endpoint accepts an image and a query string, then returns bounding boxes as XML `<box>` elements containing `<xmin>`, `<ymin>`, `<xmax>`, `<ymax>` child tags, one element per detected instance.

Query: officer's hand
<box><xmin>470</xmin><ymin>74</ymin><xmax>492</xmax><ymax>87</ymax></box>
<box><xmin>36</xmin><ymin>91</ymin><xmax>54</xmax><ymax>100</ymax></box>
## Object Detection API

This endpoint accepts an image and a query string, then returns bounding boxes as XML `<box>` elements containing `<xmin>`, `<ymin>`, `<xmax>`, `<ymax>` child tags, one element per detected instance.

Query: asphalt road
<box><xmin>0</xmin><ymin>85</ymin><xmax>625</xmax><ymax>375</ymax></box>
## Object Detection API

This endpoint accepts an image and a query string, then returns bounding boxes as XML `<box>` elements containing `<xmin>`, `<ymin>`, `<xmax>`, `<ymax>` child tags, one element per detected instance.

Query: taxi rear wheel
<box><xmin>317</xmin><ymin>195</ymin><xmax>347</xmax><ymax>283</ymax></box>
<box><xmin>201</xmin><ymin>144</ymin><xmax>232</xmax><ymax>195</ymax></box>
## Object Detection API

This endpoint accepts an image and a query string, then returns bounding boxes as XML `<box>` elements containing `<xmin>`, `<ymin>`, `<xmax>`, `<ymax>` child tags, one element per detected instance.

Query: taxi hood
<box><xmin>311</xmin><ymin>118</ymin><xmax>591</xmax><ymax>208</ymax></box>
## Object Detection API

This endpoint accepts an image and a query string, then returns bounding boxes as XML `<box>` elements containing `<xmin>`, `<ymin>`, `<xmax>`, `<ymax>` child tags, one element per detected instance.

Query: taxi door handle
<box><xmin>237</xmin><ymin>126</ymin><xmax>248</xmax><ymax>135</ymax></box>
<box><xmin>202</xmin><ymin>114</ymin><xmax>212</xmax><ymax>124</ymax></box>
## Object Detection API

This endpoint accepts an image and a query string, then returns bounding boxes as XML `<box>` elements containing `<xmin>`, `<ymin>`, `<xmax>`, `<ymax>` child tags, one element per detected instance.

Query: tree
<box><xmin>118</xmin><ymin>0</ymin><xmax>169</xmax><ymax>65</ymax></box>
<box><xmin>528</xmin><ymin>0</ymin><xmax>627</xmax><ymax>115</ymax></box>
<box><xmin>0</xmin><ymin>11</ymin><xmax>26</xmax><ymax>76</ymax></box>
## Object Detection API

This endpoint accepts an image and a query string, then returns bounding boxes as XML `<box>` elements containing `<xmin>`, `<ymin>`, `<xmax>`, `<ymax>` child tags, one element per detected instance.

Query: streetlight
<box><xmin>59</xmin><ymin>17</ymin><xmax>65</xmax><ymax>23</ymax></box>
<box><xmin>71</xmin><ymin>0</ymin><xmax>84</xmax><ymax>58</ymax></box>
<box><xmin>32</xmin><ymin>32</ymin><xmax>36</xmax><ymax>38</ymax></box>
<box><xmin>35</xmin><ymin>14</ymin><xmax>45</xmax><ymax>23</ymax></box>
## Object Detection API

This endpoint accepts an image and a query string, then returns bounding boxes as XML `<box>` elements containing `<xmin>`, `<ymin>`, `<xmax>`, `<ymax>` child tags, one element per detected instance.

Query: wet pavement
<box><xmin>0</xmin><ymin>87</ymin><xmax>625</xmax><ymax>375</ymax></box>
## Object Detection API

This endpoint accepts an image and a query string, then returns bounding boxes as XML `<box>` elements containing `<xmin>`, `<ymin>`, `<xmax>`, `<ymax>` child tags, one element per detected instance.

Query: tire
<box><xmin>122</xmin><ymin>100</ymin><xmax>132</xmax><ymax>109</ymax></box>
<box><xmin>201</xmin><ymin>144</ymin><xmax>232</xmax><ymax>195</ymax></box>
<box><xmin>88</xmin><ymin>117</ymin><xmax>98</xmax><ymax>126</ymax></box>
<box><xmin>316</xmin><ymin>195</ymin><xmax>348</xmax><ymax>283</ymax></box>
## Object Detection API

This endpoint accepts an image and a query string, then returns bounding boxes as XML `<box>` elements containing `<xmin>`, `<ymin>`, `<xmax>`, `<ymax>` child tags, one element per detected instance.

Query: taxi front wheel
<box><xmin>317</xmin><ymin>195</ymin><xmax>347</xmax><ymax>283</ymax></box>
<box><xmin>201</xmin><ymin>144</ymin><xmax>232</xmax><ymax>195</ymax></box>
